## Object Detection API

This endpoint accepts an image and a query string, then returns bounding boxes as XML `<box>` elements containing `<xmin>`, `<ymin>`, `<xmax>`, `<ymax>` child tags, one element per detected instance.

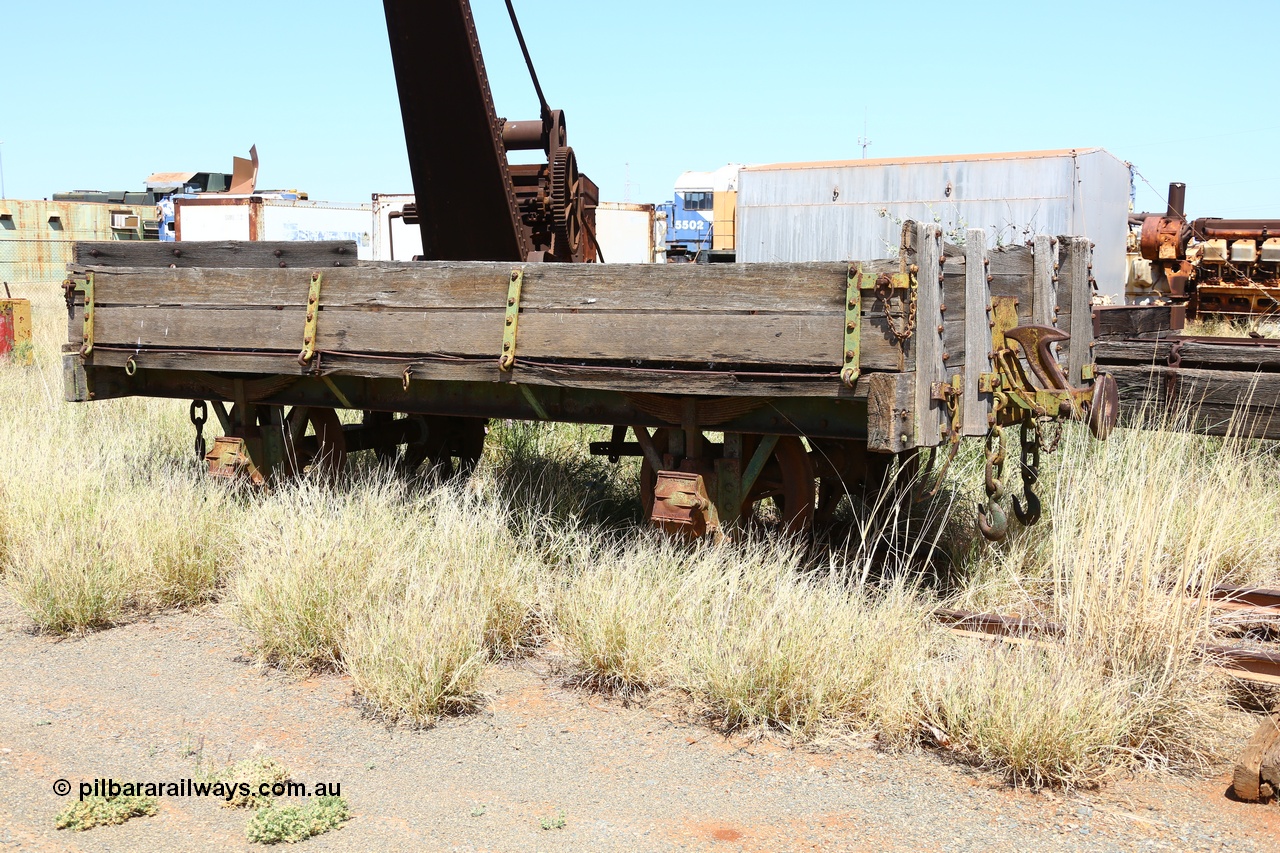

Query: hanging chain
<box><xmin>189</xmin><ymin>400</ymin><xmax>208</xmax><ymax>462</ymax></box>
<box><xmin>1012</xmin><ymin>415</ymin><xmax>1043</xmax><ymax>526</ymax></box>
<box><xmin>921</xmin><ymin>381</ymin><xmax>963</xmax><ymax>500</ymax></box>
<box><xmin>878</xmin><ymin>276</ymin><xmax>917</xmax><ymax>343</ymax></box>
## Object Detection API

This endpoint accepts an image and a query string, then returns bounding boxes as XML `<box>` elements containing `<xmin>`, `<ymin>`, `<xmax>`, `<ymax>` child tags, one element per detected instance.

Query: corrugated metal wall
<box><xmin>0</xmin><ymin>200</ymin><xmax>155</xmax><ymax>309</ymax></box>
<box><xmin>736</xmin><ymin>149</ymin><xmax>1131</xmax><ymax>300</ymax></box>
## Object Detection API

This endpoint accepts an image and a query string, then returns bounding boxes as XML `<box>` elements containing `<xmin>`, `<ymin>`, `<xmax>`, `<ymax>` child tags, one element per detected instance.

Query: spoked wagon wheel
<box><xmin>638</xmin><ymin>430</ymin><xmax>816</xmax><ymax>536</ymax></box>
<box><xmin>362</xmin><ymin>413</ymin><xmax>486</xmax><ymax>481</ymax></box>
<box><xmin>281</xmin><ymin>406</ymin><xmax>347</xmax><ymax>479</ymax></box>
<box><xmin>808</xmin><ymin>438</ymin><xmax>895</xmax><ymax>524</ymax></box>
<box><xmin>407</xmin><ymin>415</ymin><xmax>487</xmax><ymax>481</ymax></box>
<box><xmin>738</xmin><ymin>434</ymin><xmax>816</xmax><ymax>535</ymax></box>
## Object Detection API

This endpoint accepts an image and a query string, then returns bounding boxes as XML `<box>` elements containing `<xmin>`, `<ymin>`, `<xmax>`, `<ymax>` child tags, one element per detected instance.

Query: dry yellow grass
<box><xmin>1</xmin><ymin>293</ymin><xmax>1272</xmax><ymax>783</ymax></box>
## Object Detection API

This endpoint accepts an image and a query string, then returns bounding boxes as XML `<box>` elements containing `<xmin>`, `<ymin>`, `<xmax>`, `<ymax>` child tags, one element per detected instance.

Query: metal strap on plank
<box><xmin>78</xmin><ymin>272</ymin><xmax>95</xmax><ymax>357</ymax></box>
<box><xmin>842</xmin><ymin>264</ymin><xmax>906</xmax><ymax>387</ymax></box>
<box><xmin>298</xmin><ymin>272</ymin><xmax>323</xmax><ymax>365</ymax></box>
<box><xmin>500</xmin><ymin>269</ymin><xmax>524</xmax><ymax>371</ymax></box>
<box><xmin>841</xmin><ymin>265</ymin><xmax>863</xmax><ymax>387</ymax></box>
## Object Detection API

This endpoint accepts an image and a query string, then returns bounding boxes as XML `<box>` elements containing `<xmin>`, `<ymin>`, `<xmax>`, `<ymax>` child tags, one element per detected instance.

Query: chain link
<box><xmin>879</xmin><ymin>277</ymin><xmax>918</xmax><ymax>343</ymax></box>
<box><xmin>977</xmin><ymin>423</ymin><xmax>1009</xmax><ymax>541</ymax></box>
<box><xmin>189</xmin><ymin>400</ymin><xmax>208</xmax><ymax>462</ymax></box>
<box><xmin>1019</xmin><ymin>417</ymin><xmax>1041</xmax><ymax>489</ymax></box>
<box><xmin>1013</xmin><ymin>415</ymin><xmax>1043</xmax><ymax>526</ymax></box>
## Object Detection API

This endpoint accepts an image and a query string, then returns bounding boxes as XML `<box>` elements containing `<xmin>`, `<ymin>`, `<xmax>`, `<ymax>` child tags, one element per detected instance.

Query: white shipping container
<box><xmin>176</xmin><ymin>197</ymin><xmax>375</xmax><ymax>260</ymax></box>
<box><xmin>371</xmin><ymin>193</ymin><xmax>423</xmax><ymax>261</ymax></box>
<box><xmin>594</xmin><ymin>202</ymin><xmax>659</xmax><ymax>264</ymax></box>
<box><xmin>175</xmin><ymin>200</ymin><xmax>251</xmax><ymax>242</ymax></box>
<box><xmin>736</xmin><ymin>148</ymin><xmax>1132</xmax><ymax>300</ymax></box>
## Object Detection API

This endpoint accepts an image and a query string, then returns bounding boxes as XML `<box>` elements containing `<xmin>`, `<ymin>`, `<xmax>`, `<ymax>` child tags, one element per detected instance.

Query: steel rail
<box><xmin>1205</xmin><ymin>584</ymin><xmax>1280</xmax><ymax>617</ymax></box>
<box><xmin>936</xmin><ymin>595</ymin><xmax>1280</xmax><ymax>686</ymax></box>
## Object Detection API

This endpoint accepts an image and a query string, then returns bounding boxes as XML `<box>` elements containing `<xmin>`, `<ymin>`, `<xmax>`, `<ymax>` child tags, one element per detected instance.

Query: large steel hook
<box><xmin>1011</xmin><ymin>485</ymin><xmax>1041</xmax><ymax>526</ymax></box>
<box><xmin>977</xmin><ymin>498</ymin><xmax>1008</xmax><ymax>542</ymax></box>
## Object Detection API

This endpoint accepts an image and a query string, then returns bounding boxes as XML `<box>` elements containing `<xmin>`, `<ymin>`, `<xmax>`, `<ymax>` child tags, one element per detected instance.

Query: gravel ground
<box><xmin>0</xmin><ymin>593</ymin><xmax>1276</xmax><ymax>852</ymax></box>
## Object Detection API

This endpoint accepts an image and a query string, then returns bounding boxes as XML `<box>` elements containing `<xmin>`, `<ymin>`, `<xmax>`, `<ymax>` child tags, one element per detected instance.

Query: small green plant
<box><xmin>178</xmin><ymin>734</ymin><xmax>204</xmax><ymax>759</ymax></box>
<box><xmin>208</xmin><ymin>756</ymin><xmax>290</xmax><ymax>809</ymax></box>
<box><xmin>470</xmin><ymin>804</ymin><xmax>486</xmax><ymax>817</ymax></box>
<box><xmin>539</xmin><ymin>810</ymin><xmax>566</xmax><ymax>830</ymax></box>
<box><xmin>246</xmin><ymin>796</ymin><xmax>350</xmax><ymax>844</ymax></box>
<box><xmin>55</xmin><ymin>795</ymin><xmax>157</xmax><ymax>831</ymax></box>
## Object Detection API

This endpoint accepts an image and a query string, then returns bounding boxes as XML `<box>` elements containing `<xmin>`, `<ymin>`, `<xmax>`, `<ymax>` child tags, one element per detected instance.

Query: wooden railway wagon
<box><xmin>1094</xmin><ymin>305</ymin><xmax>1280</xmax><ymax>440</ymax></box>
<box><xmin>62</xmin><ymin>222</ymin><xmax>1112</xmax><ymax>537</ymax></box>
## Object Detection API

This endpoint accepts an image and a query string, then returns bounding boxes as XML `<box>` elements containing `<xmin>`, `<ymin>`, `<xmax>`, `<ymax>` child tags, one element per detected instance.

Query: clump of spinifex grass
<box><xmin>553</xmin><ymin>533</ymin><xmax>690</xmax><ymax>697</ymax></box>
<box><xmin>918</xmin><ymin>414</ymin><xmax>1264</xmax><ymax>785</ymax></box>
<box><xmin>1</xmin><ymin>300</ymin><xmax>231</xmax><ymax>631</ymax></box>
<box><xmin>1184</xmin><ymin>315</ymin><xmax>1280</xmax><ymax>339</ymax></box>
<box><xmin>2</xmin><ymin>462</ymin><xmax>231</xmax><ymax>632</ymax></box>
<box><xmin>228</xmin><ymin>479</ymin><xmax>540</xmax><ymax>724</ymax></box>
<box><xmin>554</xmin><ymin>528</ymin><xmax>946</xmax><ymax>742</ymax></box>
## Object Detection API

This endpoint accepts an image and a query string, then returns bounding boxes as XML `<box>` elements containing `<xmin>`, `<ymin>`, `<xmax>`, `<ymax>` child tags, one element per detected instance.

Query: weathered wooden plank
<box><xmin>1060</xmin><ymin>237</ymin><xmax>1092</xmax><ymax>385</ymax></box>
<box><xmin>942</xmin><ymin>269</ymin><xmax>1035</xmax><ymax>327</ymax></box>
<box><xmin>1095</xmin><ymin>339</ymin><xmax>1280</xmax><ymax>371</ymax></box>
<box><xmin>83</xmin><ymin>347</ymin><xmax>881</xmax><ymax>398</ymax></box>
<box><xmin>74</xmin><ymin>241</ymin><xmax>359</xmax><ymax>269</ymax></box>
<box><xmin>1092</xmin><ymin>304</ymin><xmax>1185</xmax><ymax>340</ymax></box>
<box><xmin>72</xmin><ymin>289</ymin><xmax>962</xmax><ymax>376</ymax></box>
<box><xmin>914</xmin><ymin>223</ymin><xmax>947</xmax><ymax>447</ymax></box>
<box><xmin>962</xmin><ymin>230</ymin><xmax>992</xmax><ymax>436</ymax></box>
<box><xmin>985</xmin><ymin>245</ymin><xmax>1035</xmax><ymax>278</ymax></box>
<box><xmin>1032</xmin><ymin>235</ymin><xmax>1057</xmax><ymax>327</ymax></box>
<box><xmin>868</xmin><ymin>371</ymin><xmax>917</xmax><ymax>453</ymax></box>
<box><xmin>90</xmin><ymin>303</ymin><xmax>910</xmax><ymax>369</ymax></box>
<box><xmin>79</xmin><ymin>259</ymin><xmax>900</xmax><ymax>315</ymax></box>
<box><xmin>1109</xmin><ymin>364</ymin><xmax>1280</xmax><ymax>438</ymax></box>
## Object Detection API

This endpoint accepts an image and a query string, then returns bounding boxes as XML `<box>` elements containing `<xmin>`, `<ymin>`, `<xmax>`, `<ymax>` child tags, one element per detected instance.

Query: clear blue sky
<box><xmin>3</xmin><ymin>0</ymin><xmax>1277</xmax><ymax>218</ymax></box>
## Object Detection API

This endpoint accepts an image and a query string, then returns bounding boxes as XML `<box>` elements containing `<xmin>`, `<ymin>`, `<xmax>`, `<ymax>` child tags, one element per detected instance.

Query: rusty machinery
<box><xmin>382</xmin><ymin>0</ymin><xmax>598</xmax><ymax>263</ymax></box>
<box><xmin>1138</xmin><ymin>182</ymin><xmax>1280</xmax><ymax>318</ymax></box>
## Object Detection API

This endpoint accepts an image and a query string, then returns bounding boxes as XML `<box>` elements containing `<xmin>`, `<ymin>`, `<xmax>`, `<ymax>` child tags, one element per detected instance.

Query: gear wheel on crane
<box><xmin>550</xmin><ymin>146</ymin><xmax>580</xmax><ymax>255</ymax></box>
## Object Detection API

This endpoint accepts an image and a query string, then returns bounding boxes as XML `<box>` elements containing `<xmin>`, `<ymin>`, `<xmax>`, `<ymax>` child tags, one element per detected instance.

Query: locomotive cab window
<box><xmin>683</xmin><ymin>191</ymin><xmax>713</xmax><ymax>211</ymax></box>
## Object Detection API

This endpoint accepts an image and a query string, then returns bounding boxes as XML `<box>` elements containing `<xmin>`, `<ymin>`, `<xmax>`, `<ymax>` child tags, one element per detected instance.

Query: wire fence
<box><xmin>0</xmin><ymin>237</ymin><xmax>79</xmax><ymax>310</ymax></box>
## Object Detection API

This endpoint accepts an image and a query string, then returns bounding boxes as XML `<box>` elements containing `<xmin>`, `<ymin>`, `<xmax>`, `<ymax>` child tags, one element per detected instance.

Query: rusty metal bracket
<box><xmin>930</xmin><ymin>373</ymin><xmax>964</xmax><ymax>436</ymax></box>
<box><xmin>298</xmin><ymin>272</ymin><xmax>323</xmax><ymax>365</ymax></box>
<box><xmin>842</xmin><ymin>264</ymin><xmax>915</xmax><ymax>387</ymax></box>
<box><xmin>500</xmin><ymin>269</ymin><xmax>524</xmax><ymax>371</ymax></box>
<box><xmin>78</xmin><ymin>272</ymin><xmax>95</xmax><ymax>357</ymax></box>
<box><xmin>650</xmin><ymin>470</ymin><xmax>719</xmax><ymax>538</ymax></box>
<box><xmin>206</xmin><ymin>436</ymin><xmax>266</xmax><ymax>486</ymax></box>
